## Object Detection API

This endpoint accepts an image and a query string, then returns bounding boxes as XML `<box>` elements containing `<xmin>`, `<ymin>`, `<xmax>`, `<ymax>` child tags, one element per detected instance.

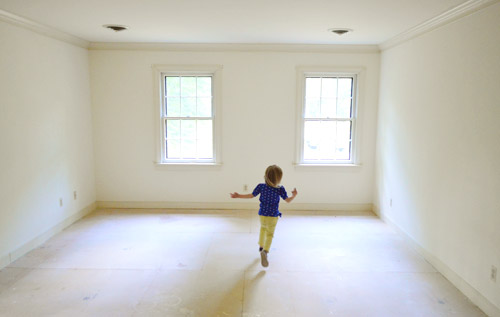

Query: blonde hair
<box><xmin>264</xmin><ymin>165</ymin><xmax>283</xmax><ymax>188</ymax></box>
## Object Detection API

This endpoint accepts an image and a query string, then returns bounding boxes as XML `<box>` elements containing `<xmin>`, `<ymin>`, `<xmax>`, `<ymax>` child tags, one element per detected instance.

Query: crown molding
<box><xmin>88</xmin><ymin>42</ymin><xmax>380</xmax><ymax>54</ymax></box>
<box><xmin>379</xmin><ymin>0</ymin><xmax>500</xmax><ymax>51</ymax></box>
<box><xmin>6</xmin><ymin>0</ymin><xmax>495</xmax><ymax>54</ymax></box>
<box><xmin>0</xmin><ymin>9</ymin><xmax>89</xmax><ymax>49</ymax></box>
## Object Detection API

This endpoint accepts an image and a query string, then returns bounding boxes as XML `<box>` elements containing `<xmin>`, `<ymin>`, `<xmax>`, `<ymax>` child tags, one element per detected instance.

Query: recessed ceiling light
<box><xmin>328</xmin><ymin>28</ymin><xmax>353</xmax><ymax>36</ymax></box>
<box><xmin>103</xmin><ymin>24</ymin><xmax>129</xmax><ymax>32</ymax></box>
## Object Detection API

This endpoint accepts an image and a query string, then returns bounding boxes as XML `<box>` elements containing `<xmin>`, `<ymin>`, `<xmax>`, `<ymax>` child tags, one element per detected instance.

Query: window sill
<box><xmin>293</xmin><ymin>163</ymin><xmax>362</xmax><ymax>171</ymax></box>
<box><xmin>154</xmin><ymin>162</ymin><xmax>222</xmax><ymax>170</ymax></box>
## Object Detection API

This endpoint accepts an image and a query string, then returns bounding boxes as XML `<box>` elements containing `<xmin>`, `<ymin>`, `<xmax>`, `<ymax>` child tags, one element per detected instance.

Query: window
<box><xmin>297</xmin><ymin>68</ymin><xmax>360</xmax><ymax>165</ymax></box>
<box><xmin>153</xmin><ymin>65</ymin><xmax>222</xmax><ymax>165</ymax></box>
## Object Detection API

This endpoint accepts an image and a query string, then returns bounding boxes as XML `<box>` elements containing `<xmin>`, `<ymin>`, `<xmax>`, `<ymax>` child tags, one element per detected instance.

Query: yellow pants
<box><xmin>259</xmin><ymin>216</ymin><xmax>279</xmax><ymax>252</ymax></box>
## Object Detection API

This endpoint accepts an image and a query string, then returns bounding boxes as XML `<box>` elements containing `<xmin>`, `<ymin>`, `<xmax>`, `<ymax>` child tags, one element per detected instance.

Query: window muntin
<box><xmin>301</xmin><ymin>74</ymin><xmax>356</xmax><ymax>164</ymax></box>
<box><xmin>162</xmin><ymin>75</ymin><xmax>214</xmax><ymax>162</ymax></box>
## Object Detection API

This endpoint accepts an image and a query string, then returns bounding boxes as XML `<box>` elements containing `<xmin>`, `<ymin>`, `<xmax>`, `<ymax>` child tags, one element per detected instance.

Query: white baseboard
<box><xmin>379</xmin><ymin>212</ymin><xmax>500</xmax><ymax>317</ymax></box>
<box><xmin>0</xmin><ymin>202</ymin><xmax>96</xmax><ymax>270</ymax></box>
<box><xmin>96</xmin><ymin>201</ymin><xmax>374</xmax><ymax>212</ymax></box>
<box><xmin>0</xmin><ymin>253</ymin><xmax>9</xmax><ymax>271</ymax></box>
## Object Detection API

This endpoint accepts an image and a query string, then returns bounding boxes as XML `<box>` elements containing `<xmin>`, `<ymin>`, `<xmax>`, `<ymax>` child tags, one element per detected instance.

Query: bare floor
<box><xmin>0</xmin><ymin>209</ymin><xmax>485</xmax><ymax>316</ymax></box>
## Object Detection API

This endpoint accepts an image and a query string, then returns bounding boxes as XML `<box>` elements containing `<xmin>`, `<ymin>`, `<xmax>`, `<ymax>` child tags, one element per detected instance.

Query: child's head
<box><xmin>264</xmin><ymin>165</ymin><xmax>283</xmax><ymax>188</ymax></box>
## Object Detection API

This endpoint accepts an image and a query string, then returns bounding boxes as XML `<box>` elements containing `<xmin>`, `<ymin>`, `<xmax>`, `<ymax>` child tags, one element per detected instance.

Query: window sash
<box><xmin>163</xmin><ymin>118</ymin><xmax>214</xmax><ymax>161</ymax></box>
<box><xmin>163</xmin><ymin>75</ymin><xmax>213</xmax><ymax>118</ymax></box>
<box><xmin>302</xmin><ymin>119</ymin><xmax>353</xmax><ymax>163</ymax></box>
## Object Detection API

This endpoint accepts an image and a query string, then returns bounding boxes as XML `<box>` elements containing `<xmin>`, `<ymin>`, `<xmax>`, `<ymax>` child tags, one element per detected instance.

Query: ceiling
<box><xmin>0</xmin><ymin>0</ymin><xmax>468</xmax><ymax>45</ymax></box>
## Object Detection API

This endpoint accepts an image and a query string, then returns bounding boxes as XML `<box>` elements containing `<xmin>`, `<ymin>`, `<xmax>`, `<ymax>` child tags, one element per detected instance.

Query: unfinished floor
<box><xmin>0</xmin><ymin>209</ymin><xmax>486</xmax><ymax>316</ymax></box>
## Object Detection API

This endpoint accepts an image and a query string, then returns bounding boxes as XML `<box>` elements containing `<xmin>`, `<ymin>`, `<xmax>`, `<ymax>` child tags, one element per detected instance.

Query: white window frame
<box><xmin>295</xmin><ymin>66</ymin><xmax>364</xmax><ymax>167</ymax></box>
<box><xmin>153</xmin><ymin>65</ymin><xmax>222</xmax><ymax>166</ymax></box>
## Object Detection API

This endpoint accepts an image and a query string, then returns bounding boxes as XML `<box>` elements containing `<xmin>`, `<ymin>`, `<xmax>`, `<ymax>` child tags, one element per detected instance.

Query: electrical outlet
<box><xmin>59</xmin><ymin>198</ymin><xmax>63</xmax><ymax>207</ymax></box>
<box><xmin>243</xmin><ymin>184</ymin><xmax>248</xmax><ymax>191</ymax></box>
<box><xmin>73</xmin><ymin>191</ymin><xmax>77</xmax><ymax>200</ymax></box>
<box><xmin>492</xmin><ymin>266</ymin><xmax>497</xmax><ymax>282</ymax></box>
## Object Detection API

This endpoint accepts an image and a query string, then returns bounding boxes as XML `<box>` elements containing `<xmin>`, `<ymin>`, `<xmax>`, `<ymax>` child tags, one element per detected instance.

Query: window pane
<box><xmin>197</xmin><ymin>120</ymin><xmax>212</xmax><ymax>140</ymax></box>
<box><xmin>321</xmin><ymin>98</ymin><xmax>336</xmax><ymax>118</ymax></box>
<box><xmin>337</xmin><ymin>98</ymin><xmax>352</xmax><ymax>118</ymax></box>
<box><xmin>181</xmin><ymin>77</ymin><xmax>196</xmax><ymax>97</ymax></box>
<box><xmin>321</xmin><ymin>78</ymin><xmax>337</xmax><ymax>98</ymax></box>
<box><xmin>181</xmin><ymin>97</ymin><xmax>196</xmax><ymax>117</ymax></box>
<box><xmin>305</xmin><ymin>98</ymin><xmax>320</xmax><ymax>118</ymax></box>
<box><xmin>319</xmin><ymin>121</ymin><xmax>336</xmax><ymax>159</ymax></box>
<box><xmin>166</xmin><ymin>120</ymin><xmax>180</xmax><ymax>139</ymax></box>
<box><xmin>338</xmin><ymin>78</ymin><xmax>353</xmax><ymax>98</ymax></box>
<box><xmin>197</xmin><ymin>97</ymin><xmax>212</xmax><ymax>117</ymax></box>
<box><xmin>166</xmin><ymin>139</ymin><xmax>180</xmax><ymax>158</ymax></box>
<box><xmin>181</xmin><ymin>139</ymin><xmax>196</xmax><ymax>158</ymax></box>
<box><xmin>336</xmin><ymin>121</ymin><xmax>351</xmax><ymax>160</ymax></box>
<box><xmin>181</xmin><ymin>120</ymin><xmax>196</xmax><ymax>139</ymax></box>
<box><xmin>197</xmin><ymin>139</ymin><xmax>213</xmax><ymax>159</ymax></box>
<box><xmin>304</xmin><ymin>121</ymin><xmax>321</xmax><ymax>160</ymax></box>
<box><xmin>197</xmin><ymin>77</ymin><xmax>212</xmax><ymax>97</ymax></box>
<box><xmin>166</xmin><ymin>77</ymin><xmax>180</xmax><ymax>96</ymax></box>
<box><xmin>305</xmin><ymin>78</ymin><xmax>321</xmax><ymax>98</ymax></box>
<box><xmin>166</xmin><ymin>97</ymin><xmax>180</xmax><ymax>117</ymax></box>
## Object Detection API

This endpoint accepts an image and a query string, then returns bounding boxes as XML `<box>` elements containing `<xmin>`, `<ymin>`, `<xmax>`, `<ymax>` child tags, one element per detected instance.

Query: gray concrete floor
<box><xmin>0</xmin><ymin>209</ymin><xmax>486</xmax><ymax>316</ymax></box>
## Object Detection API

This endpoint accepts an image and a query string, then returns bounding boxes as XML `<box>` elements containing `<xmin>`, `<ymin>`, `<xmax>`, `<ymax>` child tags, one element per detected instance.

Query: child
<box><xmin>230</xmin><ymin>165</ymin><xmax>298</xmax><ymax>267</ymax></box>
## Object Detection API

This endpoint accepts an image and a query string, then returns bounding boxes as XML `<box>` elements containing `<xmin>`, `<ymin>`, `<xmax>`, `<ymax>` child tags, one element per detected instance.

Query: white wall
<box><xmin>375</xmin><ymin>3</ymin><xmax>500</xmax><ymax>313</ymax></box>
<box><xmin>90</xmin><ymin>48</ymin><xmax>379</xmax><ymax>208</ymax></box>
<box><xmin>0</xmin><ymin>21</ymin><xmax>96</xmax><ymax>266</ymax></box>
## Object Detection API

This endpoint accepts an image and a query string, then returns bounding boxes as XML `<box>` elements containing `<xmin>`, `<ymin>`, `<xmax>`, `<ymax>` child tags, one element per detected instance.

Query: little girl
<box><xmin>230</xmin><ymin>165</ymin><xmax>298</xmax><ymax>267</ymax></box>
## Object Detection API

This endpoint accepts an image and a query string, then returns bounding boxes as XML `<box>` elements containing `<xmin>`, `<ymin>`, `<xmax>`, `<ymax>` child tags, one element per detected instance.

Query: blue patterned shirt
<box><xmin>252</xmin><ymin>183</ymin><xmax>289</xmax><ymax>217</ymax></box>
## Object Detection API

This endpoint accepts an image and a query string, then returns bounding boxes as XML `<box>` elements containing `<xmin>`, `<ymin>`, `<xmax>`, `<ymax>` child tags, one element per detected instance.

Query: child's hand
<box><xmin>230</xmin><ymin>192</ymin><xmax>240</xmax><ymax>198</ymax></box>
<box><xmin>292</xmin><ymin>188</ymin><xmax>298</xmax><ymax>197</ymax></box>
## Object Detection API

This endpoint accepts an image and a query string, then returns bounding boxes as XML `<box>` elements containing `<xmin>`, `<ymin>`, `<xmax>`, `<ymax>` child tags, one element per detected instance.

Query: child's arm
<box><xmin>230</xmin><ymin>192</ymin><xmax>254</xmax><ymax>199</ymax></box>
<box><xmin>285</xmin><ymin>188</ymin><xmax>298</xmax><ymax>203</ymax></box>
